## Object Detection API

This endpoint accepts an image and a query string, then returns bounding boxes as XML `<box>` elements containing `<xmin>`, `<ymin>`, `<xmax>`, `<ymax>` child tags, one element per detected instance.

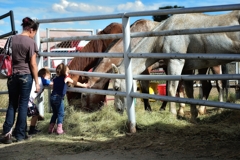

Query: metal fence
<box><xmin>0</xmin><ymin>10</ymin><xmax>18</xmax><ymax>112</ymax></box>
<box><xmin>1</xmin><ymin>5</ymin><xmax>240</xmax><ymax>132</ymax></box>
<box><xmin>34</xmin><ymin>3</ymin><xmax>240</xmax><ymax>132</ymax></box>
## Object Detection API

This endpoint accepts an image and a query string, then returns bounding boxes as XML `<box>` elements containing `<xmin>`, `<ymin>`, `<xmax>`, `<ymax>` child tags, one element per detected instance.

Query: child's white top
<box><xmin>28</xmin><ymin>77</ymin><xmax>51</xmax><ymax>107</ymax></box>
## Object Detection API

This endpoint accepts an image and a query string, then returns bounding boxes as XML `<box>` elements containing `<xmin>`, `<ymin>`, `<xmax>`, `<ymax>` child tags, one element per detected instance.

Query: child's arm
<box><xmin>75</xmin><ymin>82</ymin><xmax>89</xmax><ymax>88</ymax></box>
<box><xmin>42</xmin><ymin>78</ymin><xmax>53</xmax><ymax>88</ymax></box>
<box><xmin>65</xmin><ymin>77</ymin><xmax>89</xmax><ymax>88</ymax></box>
<box><xmin>48</xmin><ymin>82</ymin><xmax>53</xmax><ymax>89</ymax></box>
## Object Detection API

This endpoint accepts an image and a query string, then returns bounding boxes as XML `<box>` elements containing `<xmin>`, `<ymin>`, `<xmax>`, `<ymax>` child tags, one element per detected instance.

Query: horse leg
<box><xmin>221</xmin><ymin>64</ymin><xmax>229</xmax><ymax>101</ymax></box>
<box><xmin>160</xmin><ymin>80</ymin><xmax>185</xmax><ymax>112</ymax></box>
<box><xmin>177</xmin><ymin>80</ymin><xmax>186</xmax><ymax>117</ymax></box>
<box><xmin>140</xmin><ymin>68</ymin><xmax>152</xmax><ymax>111</ymax></box>
<box><xmin>183</xmin><ymin>78</ymin><xmax>198</xmax><ymax>123</ymax></box>
<box><xmin>211</xmin><ymin>65</ymin><xmax>224</xmax><ymax>113</ymax></box>
<box><xmin>167</xmin><ymin>59</ymin><xmax>185</xmax><ymax>115</ymax></box>
<box><xmin>159</xmin><ymin>66</ymin><xmax>180</xmax><ymax>112</ymax></box>
<box><xmin>160</xmin><ymin>67</ymin><xmax>168</xmax><ymax>111</ymax></box>
<box><xmin>198</xmin><ymin>68</ymin><xmax>211</xmax><ymax>115</ymax></box>
<box><xmin>139</xmin><ymin>80</ymin><xmax>151</xmax><ymax>111</ymax></box>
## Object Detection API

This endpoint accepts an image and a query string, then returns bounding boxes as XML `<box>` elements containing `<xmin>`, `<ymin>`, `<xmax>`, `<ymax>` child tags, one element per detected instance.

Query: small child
<box><xmin>48</xmin><ymin>63</ymin><xmax>88</xmax><ymax>135</ymax></box>
<box><xmin>28</xmin><ymin>68</ymin><xmax>53</xmax><ymax>135</ymax></box>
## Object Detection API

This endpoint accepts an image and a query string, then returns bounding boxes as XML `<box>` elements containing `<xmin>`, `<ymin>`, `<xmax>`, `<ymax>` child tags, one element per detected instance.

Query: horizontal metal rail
<box><xmin>48</xmin><ymin>67</ymin><xmax>240</xmax><ymax>81</ymax></box>
<box><xmin>37</xmin><ymin>4</ymin><xmax>240</xmax><ymax>24</ymax></box>
<box><xmin>40</xmin><ymin>25</ymin><xmax>240</xmax><ymax>43</ymax></box>
<box><xmin>47</xmin><ymin>28</ymin><xmax>94</xmax><ymax>33</ymax></box>
<box><xmin>39</xmin><ymin>52</ymin><xmax>123</xmax><ymax>58</ymax></box>
<box><xmin>41</xmin><ymin>33</ymin><xmax>123</xmax><ymax>43</ymax></box>
<box><xmin>129</xmin><ymin>53</ymin><xmax>240</xmax><ymax>60</ymax></box>
<box><xmin>130</xmin><ymin>92</ymin><xmax>240</xmax><ymax>110</ymax></box>
<box><xmin>131</xmin><ymin>25</ymin><xmax>240</xmax><ymax>37</ymax></box>
<box><xmin>39</xmin><ymin>52</ymin><xmax>240</xmax><ymax>60</ymax></box>
<box><xmin>125</xmin><ymin>4</ymin><xmax>240</xmax><ymax>17</ymax></box>
<box><xmin>133</xmin><ymin>74</ymin><xmax>240</xmax><ymax>81</ymax></box>
<box><xmin>0</xmin><ymin>91</ymin><xmax>8</xmax><ymax>94</ymax></box>
<box><xmin>0</xmin><ymin>109</ymin><xmax>7</xmax><ymax>112</ymax></box>
<box><xmin>47</xmin><ymin>57</ymin><xmax>74</xmax><ymax>60</ymax></box>
<box><xmin>67</xmin><ymin>87</ymin><xmax>125</xmax><ymax>97</ymax></box>
<box><xmin>66</xmin><ymin>84</ymin><xmax>240</xmax><ymax>110</ymax></box>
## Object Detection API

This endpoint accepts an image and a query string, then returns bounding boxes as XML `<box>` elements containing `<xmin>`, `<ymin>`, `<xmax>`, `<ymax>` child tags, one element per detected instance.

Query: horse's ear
<box><xmin>112</xmin><ymin>64</ymin><xmax>119</xmax><ymax>74</ymax></box>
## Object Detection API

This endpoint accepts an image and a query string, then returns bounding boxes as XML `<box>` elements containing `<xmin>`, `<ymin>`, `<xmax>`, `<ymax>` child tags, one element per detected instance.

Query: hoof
<box><xmin>177</xmin><ymin>110</ymin><xmax>184</xmax><ymax>118</ymax></box>
<box><xmin>198</xmin><ymin>106</ymin><xmax>206</xmax><ymax>115</ymax></box>
<box><xmin>190</xmin><ymin>117</ymin><xmax>200</xmax><ymax>124</ymax></box>
<box><xmin>217</xmin><ymin>108</ymin><xmax>224</xmax><ymax>114</ymax></box>
<box><xmin>159</xmin><ymin>108</ymin><xmax>165</xmax><ymax>111</ymax></box>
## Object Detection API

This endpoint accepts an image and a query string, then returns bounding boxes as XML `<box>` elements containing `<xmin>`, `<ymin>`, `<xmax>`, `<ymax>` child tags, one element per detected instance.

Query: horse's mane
<box><xmin>90</xmin><ymin>38</ymin><xmax>120</xmax><ymax>71</ymax></box>
<box><xmin>130</xmin><ymin>19</ymin><xmax>145</xmax><ymax>27</ymax></box>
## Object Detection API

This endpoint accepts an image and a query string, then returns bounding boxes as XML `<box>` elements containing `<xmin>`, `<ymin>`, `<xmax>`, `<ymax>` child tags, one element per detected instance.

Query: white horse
<box><xmin>111</xmin><ymin>10</ymin><xmax>240</xmax><ymax>121</ymax></box>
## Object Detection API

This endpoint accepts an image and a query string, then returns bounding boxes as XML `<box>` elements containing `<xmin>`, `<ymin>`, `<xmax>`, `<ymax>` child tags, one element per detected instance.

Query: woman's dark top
<box><xmin>12</xmin><ymin>35</ymin><xmax>38</xmax><ymax>75</ymax></box>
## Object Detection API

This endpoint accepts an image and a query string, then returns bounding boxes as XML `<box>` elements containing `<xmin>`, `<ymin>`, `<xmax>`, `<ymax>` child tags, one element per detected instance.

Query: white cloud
<box><xmin>52</xmin><ymin>0</ymin><xmax>114</xmax><ymax>14</ymax></box>
<box><xmin>117</xmin><ymin>0</ymin><xmax>161</xmax><ymax>12</ymax></box>
<box><xmin>117</xmin><ymin>0</ymin><xmax>144</xmax><ymax>11</ymax></box>
<box><xmin>52</xmin><ymin>3</ymin><xmax>67</xmax><ymax>13</ymax></box>
<box><xmin>51</xmin><ymin>0</ymin><xmax>175</xmax><ymax>15</ymax></box>
<box><xmin>79</xmin><ymin>21</ymin><xmax>90</xmax><ymax>25</ymax></box>
<box><xmin>0</xmin><ymin>20</ymin><xmax>5</xmax><ymax>25</ymax></box>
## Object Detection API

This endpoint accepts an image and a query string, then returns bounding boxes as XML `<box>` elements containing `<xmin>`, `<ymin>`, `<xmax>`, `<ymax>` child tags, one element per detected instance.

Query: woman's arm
<box><xmin>30</xmin><ymin>53</ymin><xmax>40</xmax><ymax>93</ymax></box>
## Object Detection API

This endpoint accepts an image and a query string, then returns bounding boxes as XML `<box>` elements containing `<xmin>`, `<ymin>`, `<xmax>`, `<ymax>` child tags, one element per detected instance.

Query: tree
<box><xmin>153</xmin><ymin>5</ymin><xmax>185</xmax><ymax>22</ymax></box>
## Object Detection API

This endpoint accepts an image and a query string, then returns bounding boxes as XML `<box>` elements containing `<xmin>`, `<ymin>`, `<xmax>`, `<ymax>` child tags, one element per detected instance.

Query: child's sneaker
<box><xmin>28</xmin><ymin>126</ymin><xmax>41</xmax><ymax>135</ymax></box>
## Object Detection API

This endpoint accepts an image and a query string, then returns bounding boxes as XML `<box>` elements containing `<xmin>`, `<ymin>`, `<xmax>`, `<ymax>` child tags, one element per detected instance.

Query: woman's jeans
<box><xmin>3</xmin><ymin>74</ymin><xmax>33</xmax><ymax>140</ymax></box>
<box><xmin>50</xmin><ymin>94</ymin><xmax>64</xmax><ymax>125</ymax></box>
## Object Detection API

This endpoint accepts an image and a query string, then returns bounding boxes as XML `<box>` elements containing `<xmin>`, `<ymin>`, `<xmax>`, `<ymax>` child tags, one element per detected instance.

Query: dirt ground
<box><xmin>1</xmin><ymin>83</ymin><xmax>240</xmax><ymax>160</ymax></box>
<box><xmin>1</xmin><ymin>107</ymin><xmax>240</xmax><ymax>160</ymax></box>
<box><xmin>1</xmin><ymin>129</ymin><xmax>240</xmax><ymax>160</ymax></box>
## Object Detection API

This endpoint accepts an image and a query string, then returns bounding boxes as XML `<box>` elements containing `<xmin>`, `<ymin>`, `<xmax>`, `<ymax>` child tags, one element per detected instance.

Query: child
<box><xmin>48</xmin><ymin>63</ymin><xmax>88</xmax><ymax>135</ymax></box>
<box><xmin>28</xmin><ymin>68</ymin><xmax>53</xmax><ymax>135</ymax></box>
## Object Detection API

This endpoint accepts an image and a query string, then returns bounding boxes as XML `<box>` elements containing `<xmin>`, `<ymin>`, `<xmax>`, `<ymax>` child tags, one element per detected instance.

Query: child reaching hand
<box><xmin>48</xmin><ymin>63</ymin><xmax>88</xmax><ymax>135</ymax></box>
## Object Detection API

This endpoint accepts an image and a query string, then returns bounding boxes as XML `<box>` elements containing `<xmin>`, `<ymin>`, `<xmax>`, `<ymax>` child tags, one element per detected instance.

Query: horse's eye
<box><xmin>114</xmin><ymin>86</ymin><xmax>119</xmax><ymax>91</ymax></box>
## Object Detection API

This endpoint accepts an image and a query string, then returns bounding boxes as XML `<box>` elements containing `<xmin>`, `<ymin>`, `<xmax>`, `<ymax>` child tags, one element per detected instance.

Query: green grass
<box><xmin>1</xmin><ymin>85</ymin><xmax>240</xmax><ymax>148</ymax></box>
<box><xmin>34</xmin><ymin>97</ymin><xmax>240</xmax><ymax>142</ymax></box>
<box><xmin>1</xmin><ymin>95</ymin><xmax>240</xmax><ymax>158</ymax></box>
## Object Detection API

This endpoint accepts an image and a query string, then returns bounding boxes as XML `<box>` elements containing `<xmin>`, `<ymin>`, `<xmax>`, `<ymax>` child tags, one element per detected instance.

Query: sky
<box><xmin>0</xmin><ymin>0</ymin><xmax>239</xmax><ymax>36</ymax></box>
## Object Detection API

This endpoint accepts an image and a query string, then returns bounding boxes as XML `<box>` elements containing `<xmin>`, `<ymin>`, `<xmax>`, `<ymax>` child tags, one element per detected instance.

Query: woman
<box><xmin>1</xmin><ymin>17</ymin><xmax>40</xmax><ymax>144</ymax></box>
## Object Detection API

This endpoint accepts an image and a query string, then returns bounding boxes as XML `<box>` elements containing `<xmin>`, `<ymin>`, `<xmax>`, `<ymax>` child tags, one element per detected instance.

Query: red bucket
<box><xmin>157</xmin><ymin>84</ymin><xmax>166</xmax><ymax>96</ymax></box>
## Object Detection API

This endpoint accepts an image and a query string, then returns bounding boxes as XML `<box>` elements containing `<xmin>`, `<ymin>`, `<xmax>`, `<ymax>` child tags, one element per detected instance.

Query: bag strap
<box><xmin>4</xmin><ymin>36</ymin><xmax>13</xmax><ymax>56</ymax></box>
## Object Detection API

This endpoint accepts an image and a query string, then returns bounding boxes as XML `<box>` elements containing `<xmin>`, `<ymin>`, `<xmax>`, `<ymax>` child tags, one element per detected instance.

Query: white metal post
<box><xmin>34</xmin><ymin>26</ymin><xmax>45</xmax><ymax>117</ymax></box>
<box><xmin>122</xmin><ymin>16</ymin><xmax>136</xmax><ymax>133</ymax></box>
<box><xmin>46</xmin><ymin>28</ymin><xmax>51</xmax><ymax>68</ymax></box>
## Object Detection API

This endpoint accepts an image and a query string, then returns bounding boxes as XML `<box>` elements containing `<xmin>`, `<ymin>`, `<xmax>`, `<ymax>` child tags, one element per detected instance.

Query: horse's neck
<box><xmin>90</xmin><ymin>20</ymin><xmax>161</xmax><ymax>84</ymax></box>
<box><xmin>81</xmin><ymin>41</ymin><xmax>98</xmax><ymax>52</ymax></box>
<box><xmin>118</xmin><ymin>22</ymin><xmax>165</xmax><ymax>75</ymax></box>
<box><xmin>108</xmin><ymin>20</ymin><xmax>160</xmax><ymax>53</ymax></box>
<box><xmin>69</xmin><ymin>57</ymin><xmax>98</xmax><ymax>71</ymax></box>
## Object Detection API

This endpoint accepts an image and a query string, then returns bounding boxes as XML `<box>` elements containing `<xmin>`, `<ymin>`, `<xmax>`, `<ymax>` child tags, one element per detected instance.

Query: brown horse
<box><xmin>81</xmin><ymin>19</ymin><xmax>160</xmax><ymax>111</ymax></box>
<box><xmin>66</xmin><ymin>22</ymin><xmax>123</xmax><ymax>111</ymax></box>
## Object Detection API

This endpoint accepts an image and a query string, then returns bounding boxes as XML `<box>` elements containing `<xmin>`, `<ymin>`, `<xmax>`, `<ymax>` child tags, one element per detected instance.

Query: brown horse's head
<box><xmin>66</xmin><ymin>22</ymin><xmax>123</xmax><ymax>111</ymax></box>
